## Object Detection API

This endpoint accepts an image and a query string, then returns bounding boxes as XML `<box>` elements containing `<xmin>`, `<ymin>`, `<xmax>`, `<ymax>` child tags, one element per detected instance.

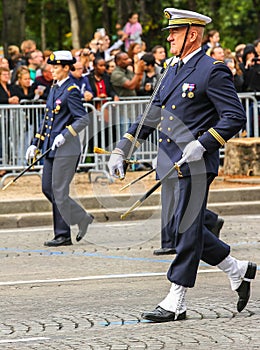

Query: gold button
<box><xmin>51</xmin><ymin>118</ymin><xmax>54</xmax><ymax>121</ymax></box>
<box><xmin>162</xmin><ymin>105</ymin><xmax>165</xmax><ymax>109</ymax></box>
<box><xmin>44</xmin><ymin>132</ymin><xmax>47</xmax><ymax>136</ymax></box>
<box><xmin>46</xmin><ymin>108</ymin><xmax>49</xmax><ymax>112</ymax></box>
<box><xmin>159</xmin><ymin>138</ymin><xmax>162</xmax><ymax>142</ymax></box>
<box><xmin>159</xmin><ymin>127</ymin><xmax>162</xmax><ymax>131</ymax></box>
<box><xmin>172</xmin><ymin>105</ymin><xmax>176</xmax><ymax>110</ymax></box>
<box><xmin>49</xmin><ymin>126</ymin><xmax>52</xmax><ymax>129</ymax></box>
<box><xmin>45</xmin><ymin>116</ymin><xmax>49</xmax><ymax>120</ymax></box>
<box><xmin>168</xmin><ymin>127</ymin><xmax>171</xmax><ymax>131</ymax></box>
<box><xmin>161</xmin><ymin>116</ymin><xmax>164</xmax><ymax>120</ymax></box>
<box><xmin>45</xmin><ymin>124</ymin><xmax>48</xmax><ymax>128</ymax></box>
<box><xmin>47</xmin><ymin>134</ymin><xmax>50</xmax><ymax>137</ymax></box>
<box><xmin>169</xmin><ymin>116</ymin><xmax>174</xmax><ymax>120</ymax></box>
<box><xmin>167</xmin><ymin>138</ymin><xmax>171</xmax><ymax>143</ymax></box>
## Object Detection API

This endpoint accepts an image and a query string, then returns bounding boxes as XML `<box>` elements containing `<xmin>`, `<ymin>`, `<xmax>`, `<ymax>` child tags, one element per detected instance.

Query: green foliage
<box><xmin>1</xmin><ymin>0</ymin><xmax>259</xmax><ymax>52</ymax></box>
<box><xmin>26</xmin><ymin>0</ymin><xmax>70</xmax><ymax>50</ymax></box>
<box><xmin>212</xmin><ymin>0</ymin><xmax>258</xmax><ymax>49</ymax></box>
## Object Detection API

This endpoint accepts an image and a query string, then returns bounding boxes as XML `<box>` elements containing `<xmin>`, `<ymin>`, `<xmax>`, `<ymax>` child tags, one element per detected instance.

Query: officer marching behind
<box><xmin>108</xmin><ymin>8</ymin><xmax>257</xmax><ymax>321</ymax></box>
<box><xmin>26</xmin><ymin>51</ymin><xmax>93</xmax><ymax>247</ymax></box>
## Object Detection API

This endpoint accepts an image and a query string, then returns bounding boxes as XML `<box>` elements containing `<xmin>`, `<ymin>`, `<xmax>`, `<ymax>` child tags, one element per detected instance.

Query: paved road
<box><xmin>0</xmin><ymin>215</ymin><xmax>259</xmax><ymax>349</ymax></box>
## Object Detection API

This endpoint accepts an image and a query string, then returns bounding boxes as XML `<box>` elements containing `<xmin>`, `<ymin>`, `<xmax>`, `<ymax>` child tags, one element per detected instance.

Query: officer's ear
<box><xmin>191</xmin><ymin>26</ymin><xmax>204</xmax><ymax>43</ymax></box>
<box><xmin>189</xmin><ymin>29</ymin><xmax>198</xmax><ymax>42</ymax></box>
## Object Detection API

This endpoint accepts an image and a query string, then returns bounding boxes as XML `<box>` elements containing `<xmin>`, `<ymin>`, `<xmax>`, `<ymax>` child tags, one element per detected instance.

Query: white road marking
<box><xmin>0</xmin><ymin>227</ymin><xmax>49</xmax><ymax>233</ymax></box>
<box><xmin>0</xmin><ymin>222</ymin><xmax>142</xmax><ymax>233</ymax></box>
<box><xmin>0</xmin><ymin>269</ymin><xmax>220</xmax><ymax>286</ymax></box>
<box><xmin>0</xmin><ymin>337</ymin><xmax>50</xmax><ymax>344</ymax></box>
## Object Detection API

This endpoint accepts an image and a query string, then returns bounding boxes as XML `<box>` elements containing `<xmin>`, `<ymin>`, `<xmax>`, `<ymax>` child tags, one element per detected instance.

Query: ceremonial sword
<box><xmin>2</xmin><ymin>147</ymin><xmax>52</xmax><ymax>191</ymax></box>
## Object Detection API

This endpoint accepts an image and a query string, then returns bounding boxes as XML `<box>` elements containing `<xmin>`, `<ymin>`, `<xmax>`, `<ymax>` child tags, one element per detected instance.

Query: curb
<box><xmin>1</xmin><ymin>187</ymin><xmax>260</xmax><ymax>229</ymax></box>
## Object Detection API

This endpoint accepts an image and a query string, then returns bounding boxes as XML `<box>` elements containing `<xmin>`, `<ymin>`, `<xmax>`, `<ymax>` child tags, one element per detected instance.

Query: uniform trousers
<box><xmin>42</xmin><ymin>156</ymin><xmax>86</xmax><ymax>239</ymax></box>
<box><xmin>161</xmin><ymin>181</ymin><xmax>219</xmax><ymax>248</ymax></box>
<box><xmin>164</xmin><ymin>173</ymin><xmax>230</xmax><ymax>288</ymax></box>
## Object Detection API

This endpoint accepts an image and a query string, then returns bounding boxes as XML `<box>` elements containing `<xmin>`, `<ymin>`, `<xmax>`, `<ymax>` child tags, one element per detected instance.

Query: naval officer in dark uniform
<box><xmin>26</xmin><ymin>50</ymin><xmax>93</xmax><ymax>247</ymax></box>
<box><xmin>108</xmin><ymin>8</ymin><xmax>257</xmax><ymax>321</ymax></box>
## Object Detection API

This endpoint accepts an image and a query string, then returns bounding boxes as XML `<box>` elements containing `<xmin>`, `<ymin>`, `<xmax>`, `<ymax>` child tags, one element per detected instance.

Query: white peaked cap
<box><xmin>162</xmin><ymin>8</ymin><xmax>212</xmax><ymax>30</ymax></box>
<box><xmin>47</xmin><ymin>50</ymin><xmax>76</xmax><ymax>65</ymax></box>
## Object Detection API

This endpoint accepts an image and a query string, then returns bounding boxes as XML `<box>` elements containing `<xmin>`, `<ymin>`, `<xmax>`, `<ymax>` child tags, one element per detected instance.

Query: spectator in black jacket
<box><xmin>241</xmin><ymin>44</ymin><xmax>260</xmax><ymax>93</ymax></box>
<box><xmin>88</xmin><ymin>57</ymin><xmax>119</xmax><ymax>147</ymax></box>
<box><xmin>0</xmin><ymin>67</ymin><xmax>19</xmax><ymax>104</ymax></box>
<box><xmin>0</xmin><ymin>67</ymin><xmax>19</xmax><ymax>175</ymax></box>
<box><xmin>12</xmin><ymin>66</ymin><xmax>37</xmax><ymax>101</ymax></box>
<box><xmin>88</xmin><ymin>57</ymin><xmax>119</xmax><ymax>102</ymax></box>
<box><xmin>137</xmin><ymin>53</ymin><xmax>160</xmax><ymax>96</ymax></box>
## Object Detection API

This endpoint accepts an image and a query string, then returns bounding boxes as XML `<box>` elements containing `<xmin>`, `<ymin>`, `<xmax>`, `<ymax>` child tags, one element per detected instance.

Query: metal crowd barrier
<box><xmin>0</xmin><ymin>93</ymin><xmax>259</xmax><ymax>186</ymax></box>
<box><xmin>93</xmin><ymin>98</ymin><xmax>157</xmax><ymax>172</ymax></box>
<box><xmin>238</xmin><ymin>92</ymin><xmax>259</xmax><ymax>137</ymax></box>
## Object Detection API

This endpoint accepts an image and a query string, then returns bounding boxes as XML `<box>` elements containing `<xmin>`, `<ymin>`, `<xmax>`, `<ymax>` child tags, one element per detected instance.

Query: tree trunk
<box><xmin>188</xmin><ymin>0</ymin><xmax>197</xmax><ymax>11</ymax></box>
<box><xmin>2</xmin><ymin>0</ymin><xmax>27</xmax><ymax>55</ymax></box>
<box><xmin>252</xmin><ymin>0</ymin><xmax>260</xmax><ymax>37</ymax></box>
<box><xmin>102</xmin><ymin>0</ymin><xmax>110</xmax><ymax>33</ymax></box>
<box><xmin>114</xmin><ymin>0</ymin><xmax>124</xmax><ymax>25</ymax></box>
<box><xmin>67</xmin><ymin>0</ymin><xmax>81</xmax><ymax>49</ymax></box>
<box><xmin>41</xmin><ymin>2</ymin><xmax>46</xmax><ymax>51</ymax></box>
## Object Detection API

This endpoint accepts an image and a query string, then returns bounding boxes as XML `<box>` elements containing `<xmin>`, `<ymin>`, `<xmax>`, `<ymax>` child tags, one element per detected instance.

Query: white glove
<box><xmin>108</xmin><ymin>149</ymin><xmax>125</xmax><ymax>179</ymax></box>
<box><xmin>26</xmin><ymin>145</ymin><xmax>37</xmax><ymax>162</ymax></box>
<box><xmin>181</xmin><ymin>140</ymin><xmax>206</xmax><ymax>163</ymax></box>
<box><xmin>51</xmin><ymin>134</ymin><xmax>65</xmax><ymax>150</ymax></box>
<box><xmin>152</xmin><ymin>156</ymin><xmax>157</xmax><ymax>169</ymax></box>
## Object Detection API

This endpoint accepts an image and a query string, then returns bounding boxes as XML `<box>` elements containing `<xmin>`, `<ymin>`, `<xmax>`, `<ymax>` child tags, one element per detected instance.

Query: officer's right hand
<box><xmin>108</xmin><ymin>148</ymin><xmax>125</xmax><ymax>179</ymax></box>
<box><xmin>25</xmin><ymin>145</ymin><xmax>37</xmax><ymax>162</ymax></box>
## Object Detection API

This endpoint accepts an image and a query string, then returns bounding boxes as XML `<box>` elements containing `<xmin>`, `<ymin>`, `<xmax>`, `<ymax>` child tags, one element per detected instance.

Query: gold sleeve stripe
<box><xmin>35</xmin><ymin>133</ymin><xmax>45</xmax><ymax>141</ymax></box>
<box><xmin>123</xmin><ymin>133</ymin><xmax>141</xmax><ymax>148</ymax></box>
<box><xmin>208</xmin><ymin>128</ymin><xmax>225</xmax><ymax>146</ymax></box>
<box><xmin>67</xmin><ymin>85</ymin><xmax>78</xmax><ymax>91</ymax></box>
<box><xmin>213</xmin><ymin>60</ymin><xmax>224</xmax><ymax>64</ymax></box>
<box><xmin>66</xmin><ymin>125</ymin><xmax>77</xmax><ymax>136</ymax></box>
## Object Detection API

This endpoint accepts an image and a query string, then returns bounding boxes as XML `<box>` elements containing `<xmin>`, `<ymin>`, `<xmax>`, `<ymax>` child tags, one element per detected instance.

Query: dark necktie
<box><xmin>176</xmin><ymin>59</ymin><xmax>184</xmax><ymax>73</ymax></box>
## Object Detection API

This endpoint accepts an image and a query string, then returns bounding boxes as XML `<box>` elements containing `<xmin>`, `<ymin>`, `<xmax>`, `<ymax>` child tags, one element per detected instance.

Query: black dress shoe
<box><xmin>210</xmin><ymin>217</ymin><xmax>224</xmax><ymax>238</ymax></box>
<box><xmin>236</xmin><ymin>261</ymin><xmax>257</xmax><ymax>312</ymax></box>
<box><xmin>153</xmin><ymin>247</ymin><xmax>176</xmax><ymax>255</ymax></box>
<box><xmin>76</xmin><ymin>213</ymin><xmax>94</xmax><ymax>242</ymax></box>
<box><xmin>44</xmin><ymin>236</ymin><xmax>72</xmax><ymax>247</ymax></box>
<box><xmin>141</xmin><ymin>306</ymin><xmax>186</xmax><ymax>323</ymax></box>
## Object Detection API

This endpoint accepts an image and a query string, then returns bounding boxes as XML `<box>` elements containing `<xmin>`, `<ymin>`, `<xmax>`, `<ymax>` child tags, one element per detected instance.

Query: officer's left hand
<box><xmin>25</xmin><ymin>145</ymin><xmax>37</xmax><ymax>162</ymax></box>
<box><xmin>108</xmin><ymin>148</ymin><xmax>125</xmax><ymax>179</ymax></box>
<box><xmin>51</xmin><ymin>134</ymin><xmax>65</xmax><ymax>150</ymax></box>
<box><xmin>181</xmin><ymin>140</ymin><xmax>206</xmax><ymax>163</ymax></box>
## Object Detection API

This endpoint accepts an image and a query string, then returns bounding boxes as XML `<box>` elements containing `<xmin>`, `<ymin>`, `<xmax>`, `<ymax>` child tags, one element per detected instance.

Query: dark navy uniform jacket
<box><xmin>117</xmin><ymin>50</ymin><xmax>246</xmax><ymax>178</ymax></box>
<box><xmin>32</xmin><ymin>78</ymin><xmax>89</xmax><ymax>157</ymax></box>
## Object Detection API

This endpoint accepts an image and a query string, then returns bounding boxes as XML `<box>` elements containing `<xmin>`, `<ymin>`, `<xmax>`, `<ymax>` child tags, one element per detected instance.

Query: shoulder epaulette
<box><xmin>213</xmin><ymin>60</ymin><xmax>224</xmax><ymax>64</ymax></box>
<box><xmin>67</xmin><ymin>85</ymin><xmax>79</xmax><ymax>91</ymax></box>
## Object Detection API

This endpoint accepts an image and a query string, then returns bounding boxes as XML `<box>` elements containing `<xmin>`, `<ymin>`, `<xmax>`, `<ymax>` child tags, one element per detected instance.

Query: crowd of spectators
<box><xmin>0</xmin><ymin>14</ymin><xmax>260</xmax><ymax>175</ymax></box>
<box><xmin>201</xmin><ymin>31</ymin><xmax>260</xmax><ymax>94</ymax></box>
<box><xmin>1</xmin><ymin>16</ymin><xmax>259</xmax><ymax>106</ymax></box>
